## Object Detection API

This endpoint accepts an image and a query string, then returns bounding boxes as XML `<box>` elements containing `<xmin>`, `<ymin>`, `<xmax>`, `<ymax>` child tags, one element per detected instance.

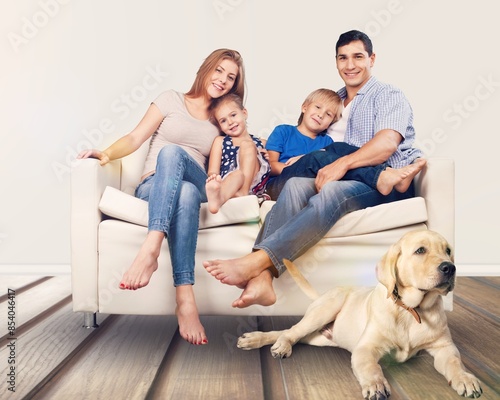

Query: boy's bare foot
<box><xmin>394</xmin><ymin>158</ymin><xmax>427</xmax><ymax>193</ymax></box>
<box><xmin>232</xmin><ymin>271</ymin><xmax>276</xmax><ymax>308</ymax></box>
<box><xmin>203</xmin><ymin>250</ymin><xmax>272</xmax><ymax>287</ymax></box>
<box><xmin>376</xmin><ymin>158</ymin><xmax>427</xmax><ymax>195</ymax></box>
<box><xmin>119</xmin><ymin>232</ymin><xmax>163</xmax><ymax>290</ymax></box>
<box><xmin>206</xmin><ymin>174</ymin><xmax>224</xmax><ymax>214</ymax></box>
<box><xmin>176</xmin><ymin>285</ymin><xmax>208</xmax><ymax>345</ymax></box>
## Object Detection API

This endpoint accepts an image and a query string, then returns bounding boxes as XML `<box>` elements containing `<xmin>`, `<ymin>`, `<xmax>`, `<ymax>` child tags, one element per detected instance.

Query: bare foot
<box><xmin>232</xmin><ymin>271</ymin><xmax>277</xmax><ymax>308</ymax></box>
<box><xmin>176</xmin><ymin>285</ymin><xmax>208</xmax><ymax>345</ymax></box>
<box><xmin>203</xmin><ymin>250</ymin><xmax>272</xmax><ymax>287</ymax></box>
<box><xmin>376</xmin><ymin>158</ymin><xmax>427</xmax><ymax>195</ymax></box>
<box><xmin>119</xmin><ymin>231</ymin><xmax>163</xmax><ymax>290</ymax></box>
<box><xmin>394</xmin><ymin>158</ymin><xmax>427</xmax><ymax>193</ymax></box>
<box><xmin>206</xmin><ymin>174</ymin><xmax>224</xmax><ymax>214</ymax></box>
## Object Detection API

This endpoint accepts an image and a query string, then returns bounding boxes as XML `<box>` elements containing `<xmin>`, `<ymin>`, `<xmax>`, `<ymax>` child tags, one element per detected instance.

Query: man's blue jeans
<box><xmin>254</xmin><ymin>176</ymin><xmax>414</xmax><ymax>276</ymax></box>
<box><xmin>135</xmin><ymin>145</ymin><xmax>208</xmax><ymax>286</ymax></box>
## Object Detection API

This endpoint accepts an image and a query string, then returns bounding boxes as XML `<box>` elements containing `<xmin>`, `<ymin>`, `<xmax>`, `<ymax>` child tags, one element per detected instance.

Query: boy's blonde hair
<box><xmin>208</xmin><ymin>93</ymin><xmax>245</xmax><ymax>128</ymax></box>
<box><xmin>297</xmin><ymin>88</ymin><xmax>342</xmax><ymax>126</ymax></box>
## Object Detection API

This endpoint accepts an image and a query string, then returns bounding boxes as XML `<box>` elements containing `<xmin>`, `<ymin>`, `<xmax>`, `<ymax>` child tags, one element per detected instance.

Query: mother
<box><xmin>77</xmin><ymin>49</ymin><xmax>245</xmax><ymax>345</ymax></box>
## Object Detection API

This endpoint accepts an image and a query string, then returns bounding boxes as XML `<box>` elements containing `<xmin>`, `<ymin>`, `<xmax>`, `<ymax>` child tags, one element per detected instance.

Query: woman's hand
<box><xmin>77</xmin><ymin>149</ymin><xmax>110</xmax><ymax>166</ymax></box>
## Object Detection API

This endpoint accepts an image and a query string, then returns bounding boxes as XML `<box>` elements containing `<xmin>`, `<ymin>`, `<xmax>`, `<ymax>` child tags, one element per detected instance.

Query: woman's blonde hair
<box><xmin>185</xmin><ymin>49</ymin><xmax>245</xmax><ymax>101</ymax></box>
<box><xmin>297</xmin><ymin>88</ymin><xmax>342</xmax><ymax>126</ymax></box>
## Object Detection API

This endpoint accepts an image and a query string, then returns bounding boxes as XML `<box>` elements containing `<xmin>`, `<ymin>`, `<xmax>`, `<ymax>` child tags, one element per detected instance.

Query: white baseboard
<box><xmin>0</xmin><ymin>264</ymin><xmax>71</xmax><ymax>275</ymax></box>
<box><xmin>456</xmin><ymin>264</ymin><xmax>500</xmax><ymax>276</ymax></box>
<box><xmin>0</xmin><ymin>264</ymin><xmax>498</xmax><ymax>276</ymax></box>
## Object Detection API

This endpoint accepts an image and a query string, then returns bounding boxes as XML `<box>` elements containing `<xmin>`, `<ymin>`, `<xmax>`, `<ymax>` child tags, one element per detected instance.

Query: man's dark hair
<box><xmin>335</xmin><ymin>30</ymin><xmax>373</xmax><ymax>56</ymax></box>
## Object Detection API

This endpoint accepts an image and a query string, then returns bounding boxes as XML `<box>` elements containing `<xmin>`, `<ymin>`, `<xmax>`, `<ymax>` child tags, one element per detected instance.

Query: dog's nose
<box><xmin>439</xmin><ymin>261</ymin><xmax>456</xmax><ymax>276</ymax></box>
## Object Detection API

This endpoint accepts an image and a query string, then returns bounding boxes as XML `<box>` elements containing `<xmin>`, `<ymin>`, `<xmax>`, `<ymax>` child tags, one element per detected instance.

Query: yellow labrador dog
<box><xmin>237</xmin><ymin>230</ymin><xmax>482</xmax><ymax>399</ymax></box>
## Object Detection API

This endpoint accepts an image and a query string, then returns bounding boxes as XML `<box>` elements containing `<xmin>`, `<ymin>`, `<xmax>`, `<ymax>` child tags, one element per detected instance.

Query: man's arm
<box><xmin>315</xmin><ymin>129</ymin><xmax>401</xmax><ymax>191</ymax></box>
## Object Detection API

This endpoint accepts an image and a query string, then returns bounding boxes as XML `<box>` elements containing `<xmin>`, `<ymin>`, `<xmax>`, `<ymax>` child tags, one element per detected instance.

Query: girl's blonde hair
<box><xmin>297</xmin><ymin>88</ymin><xmax>342</xmax><ymax>126</ymax></box>
<box><xmin>185</xmin><ymin>49</ymin><xmax>245</xmax><ymax>101</ymax></box>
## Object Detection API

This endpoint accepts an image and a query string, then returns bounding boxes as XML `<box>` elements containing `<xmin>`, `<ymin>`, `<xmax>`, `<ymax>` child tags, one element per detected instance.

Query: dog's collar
<box><xmin>391</xmin><ymin>287</ymin><xmax>421</xmax><ymax>324</ymax></box>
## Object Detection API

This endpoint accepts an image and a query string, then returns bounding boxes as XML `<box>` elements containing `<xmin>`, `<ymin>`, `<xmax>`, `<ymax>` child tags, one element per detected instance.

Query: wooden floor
<box><xmin>0</xmin><ymin>275</ymin><xmax>498</xmax><ymax>400</ymax></box>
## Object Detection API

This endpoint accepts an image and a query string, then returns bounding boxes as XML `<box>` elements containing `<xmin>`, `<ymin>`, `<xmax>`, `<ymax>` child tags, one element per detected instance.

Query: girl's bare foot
<box><xmin>376</xmin><ymin>158</ymin><xmax>427</xmax><ymax>195</ymax></box>
<box><xmin>203</xmin><ymin>250</ymin><xmax>272</xmax><ymax>287</ymax></box>
<box><xmin>232</xmin><ymin>271</ymin><xmax>276</xmax><ymax>308</ymax></box>
<box><xmin>176</xmin><ymin>285</ymin><xmax>208</xmax><ymax>345</ymax></box>
<box><xmin>119</xmin><ymin>231</ymin><xmax>163</xmax><ymax>290</ymax></box>
<box><xmin>206</xmin><ymin>174</ymin><xmax>224</xmax><ymax>214</ymax></box>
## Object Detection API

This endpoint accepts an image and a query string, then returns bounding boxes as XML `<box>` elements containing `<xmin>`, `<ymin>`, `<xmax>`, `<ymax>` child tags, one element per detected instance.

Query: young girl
<box><xmin>205</xmin><ymin>94</ymin><xmax>270</xmax><ymax>214</ymax></box>
<box><xmin>77</xmin><ymin>49</ymin><xmax>245</xmax><ymax>345</ymax></box>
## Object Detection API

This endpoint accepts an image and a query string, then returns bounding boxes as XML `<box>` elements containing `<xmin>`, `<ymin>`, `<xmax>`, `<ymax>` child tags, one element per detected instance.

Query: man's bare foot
<box><xmin>206</xmin><ymin>174</ymin><xmax>223</xmax><ymax>214</ymax></box>
<box><xmin>203</xmin><ymin>250</ymin><xmax>272</xmax><ymax>287</ymax></box>
<box><xmin>232</xmin><ymin>270</ymin><xmax>276</xmax><ymax>308</ymax></box>
<box><xmin>376</xmin><ymin>158</ymin><xmax>427</xmax><ymax>195</ymax></box>
<box><xmin>176</xmin><ymin>285</ymin><xmax>208</xmax><ymax>345</ymax></box>
<box><xmin>119</xmin><ymin>231</ymin><xmax>163</xmax><ymax>290</ymax></box>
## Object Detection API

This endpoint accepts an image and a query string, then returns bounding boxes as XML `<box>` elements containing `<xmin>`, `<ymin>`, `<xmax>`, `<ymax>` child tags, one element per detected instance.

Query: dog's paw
<box><xmin>449</xmin><ymin>372</ymin><xmax>482</xmax><ymax>398</ymax></box>
<box><xmin>270</xmin><ymin>338</ymin><xmax>293</xmax><ymax>359</ymax></box>
<box><xmin>237</xmin><ymin>332</ymin><xmax>265</xmax><ymax>350</ymax></box>
<box><xmin>361</xmin><ymin>379</ymin><xmax>391</xmax><ymax>400</ymax></box>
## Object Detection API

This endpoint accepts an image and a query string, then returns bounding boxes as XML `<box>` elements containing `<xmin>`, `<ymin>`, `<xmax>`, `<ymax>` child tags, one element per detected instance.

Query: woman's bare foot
<box><xmin>119</xmin><ymin>231</ymin><xmax>163</xmax><ymax>290</ymax></box>
<box><xmin>176</xmin><ymin>285</ymin><xmax>208</xmax><ymax>345</ymax></box>
<box><xmin>377</xmin><ymin>158</ymin><xmax>427</xmax><ymax>195</ymax></box>
<box><xmin>206</xmin><ymin>174</ymin><xmax>224</xmax><ymax>214</ymax></box>
<box><xmin>203</xmin><ymin>250</ymin><xmax>272</xmax><ymax>287</ymax></box>
<box><xmin>232</xmin><ymin>270</ymin><xmax>276</xmax><ymax>308</ymax></box>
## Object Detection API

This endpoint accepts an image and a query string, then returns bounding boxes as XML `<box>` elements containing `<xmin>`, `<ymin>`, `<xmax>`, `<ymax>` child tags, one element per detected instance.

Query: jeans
<box><xmin>266</xmin><ymin>142</ymin><xmax>387</xmax><ymax>200</ymax></box>
<box><xmin>135</xmin><ymin>145</ymin><xmax>208</xmax><ymax>286</ymax></box>
<box><xmin>255</xmin><ymin>176</ymin><xmax>414</xmax><ymax>276</ymax></box>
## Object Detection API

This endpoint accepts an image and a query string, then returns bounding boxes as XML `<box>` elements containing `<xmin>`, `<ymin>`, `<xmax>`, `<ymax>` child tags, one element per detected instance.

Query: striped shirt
<box><xmin>336</xmin><ymin>76</ymin><xmax>422</xmax><ymax>168</ymax></box>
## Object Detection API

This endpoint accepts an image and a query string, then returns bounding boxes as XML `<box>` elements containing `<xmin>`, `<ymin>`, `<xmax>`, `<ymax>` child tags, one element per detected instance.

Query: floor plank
<box><xmin>0</xmin><ymin>302</ymin><xmax>109</xmax><ymax>399</ymax></box>
<box><xmin>0</xmin><ymin>276</ymin><xmax>497</xmax><ymax>399</ymax></box>
<box><xmin>258</xmin><ymin>316</ymin><xmax>380</xmax><ymax>400</ymax></box>
<box><xmin>0</xmin><ymin>275</ymin><xmax>48</xmax><ymax>299</ymax></box>
<box><xmin>453</xmin><ymin>277</ymin><xmax>499</xmax><ymax>319</ymax></box>
<box><xmin>384</xmin><ymin>352</ymin><xmax>497</xmax><ymax>400</ymax></box>
<box><xmin>445</xmin><ymin>301</ymin><xmax>500</xmax><ymax>394</ymax></box>
<box><xmin>0</xmin><ymin>276</ymin><xmax>72</xmax><ymax>341</ymax></box>
<box><xmin>148</xmin><ymin>316</ymin><xmax>264</xmax><ymax>400</ymax></box>
<box><xmin>32</xmin><ymin>315</ymin><xmax>178</xmax><ymax>400</ymax></box>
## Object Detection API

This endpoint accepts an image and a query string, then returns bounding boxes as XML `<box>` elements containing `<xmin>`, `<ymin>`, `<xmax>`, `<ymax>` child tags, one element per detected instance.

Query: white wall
<box><xmin>1</xmin><ymin>0</ymin><xmax>499</xmax><ymax>272</ymax></box>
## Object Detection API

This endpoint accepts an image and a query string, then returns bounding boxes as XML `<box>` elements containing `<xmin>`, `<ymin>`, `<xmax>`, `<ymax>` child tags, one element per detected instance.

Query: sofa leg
<box><xmin>82</xmin><ymin>312</ymin><xmax>99</xmax><ymax>328</ymax></box>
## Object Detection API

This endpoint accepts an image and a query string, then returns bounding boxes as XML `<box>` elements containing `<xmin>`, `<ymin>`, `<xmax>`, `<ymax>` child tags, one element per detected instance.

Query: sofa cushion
<box><xmin>98</xmin><ymin>186</ymin><xmax>260</xmax><ymax>229</ymax></box>
<box><xmin>259</xmin><ymin>197</ymin><xmax>428</xmax><ymax>238</ymax></box>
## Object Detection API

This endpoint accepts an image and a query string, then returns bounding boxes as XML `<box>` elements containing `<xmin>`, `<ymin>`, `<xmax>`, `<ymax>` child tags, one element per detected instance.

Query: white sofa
<box><xmin>70</xmin><ymin>142</ymin><xmax>455</xmax><ymax>326</ymax></box>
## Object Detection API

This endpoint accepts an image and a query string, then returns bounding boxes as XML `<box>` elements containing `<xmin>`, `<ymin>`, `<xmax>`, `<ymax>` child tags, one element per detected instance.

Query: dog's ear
<box><xmin>376</xmin><ymin>241</ymin><xmax>401</xmax><ymax>298</ymax></box>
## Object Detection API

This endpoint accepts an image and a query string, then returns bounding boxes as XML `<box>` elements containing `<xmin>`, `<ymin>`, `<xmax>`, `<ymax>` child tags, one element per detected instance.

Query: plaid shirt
<box><xmin>337</xmin><ymin>76</ymin><xmax>422</xmax><ymax>168</ymax></box>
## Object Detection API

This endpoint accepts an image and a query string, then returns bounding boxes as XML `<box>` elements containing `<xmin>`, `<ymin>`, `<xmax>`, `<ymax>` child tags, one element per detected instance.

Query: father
<box><xmin>203</xmin><ymin>30</ymin><xmax>425</xmax><ymax>308</ymax></box>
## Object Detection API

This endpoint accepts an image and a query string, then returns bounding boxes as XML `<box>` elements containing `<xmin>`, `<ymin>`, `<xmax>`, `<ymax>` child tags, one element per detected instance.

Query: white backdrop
<box><xmin>1</xmin><ymin>0</ymin><xmax>499</xmax><ymax>272</ymax></box>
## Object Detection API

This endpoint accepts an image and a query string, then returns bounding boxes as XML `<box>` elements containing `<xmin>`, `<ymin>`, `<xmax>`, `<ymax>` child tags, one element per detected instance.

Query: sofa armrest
<box><xmin>70</xmin><ymin>158</ymin><xmax>121</xmax><ymax>312</ymax></box>
<box><xmin>413</xmin><ymin>157</ymin><xmax>455</xmax><ymax>247</ymax></box>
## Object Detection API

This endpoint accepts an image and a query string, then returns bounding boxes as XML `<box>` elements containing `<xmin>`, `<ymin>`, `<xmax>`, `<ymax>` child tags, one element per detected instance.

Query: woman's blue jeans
<box><xmin>135</xmin><ymin>145</ymin><xmax>208</xmax><ymax>286</ymax></box>
<box><xmin>254</xmin><ymin>176</ymin><xmax>415</xmax><ymax>276</ymax></box>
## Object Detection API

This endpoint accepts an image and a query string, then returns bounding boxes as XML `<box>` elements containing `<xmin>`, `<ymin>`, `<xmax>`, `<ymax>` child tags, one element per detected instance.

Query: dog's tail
<box><xmin>283</xmin><ymin>259</ymin><xmax>320</xmax><ymax>301</ymax></box>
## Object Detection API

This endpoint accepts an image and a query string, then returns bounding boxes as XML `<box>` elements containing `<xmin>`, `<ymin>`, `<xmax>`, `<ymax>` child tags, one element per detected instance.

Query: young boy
<box><xmin>265</xmin><ymin>88</ymin><xmax>425</xmax><ymax>199</ymax></box>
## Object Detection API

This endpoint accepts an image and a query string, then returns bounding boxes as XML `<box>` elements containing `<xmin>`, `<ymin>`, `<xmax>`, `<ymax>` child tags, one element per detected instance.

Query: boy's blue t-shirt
<box><xmin>265</xmin><ymin>124</ymin><xmax>333</xmax><ymax>163</ymax></box>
